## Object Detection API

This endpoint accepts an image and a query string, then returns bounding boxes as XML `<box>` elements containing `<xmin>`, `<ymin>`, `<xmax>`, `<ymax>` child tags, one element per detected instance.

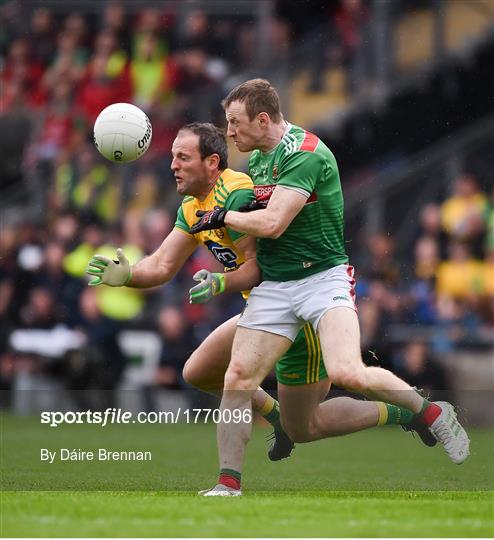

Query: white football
<box><xmin>93</xmin><ymin>103</ymin><xmax>152</xmax><ymax>163</ymax></box>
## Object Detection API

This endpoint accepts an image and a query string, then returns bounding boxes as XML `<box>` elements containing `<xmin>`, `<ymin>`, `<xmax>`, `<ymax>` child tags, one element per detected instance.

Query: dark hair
<box><xmin>179</xmin><ymin>122</ymin><xmax>228</xmax><ymax>170</ymax></box>
<box><xmin>221</xmin><ymin>78</ymin><xmax>282</xmax><ymax>122</ymax></box>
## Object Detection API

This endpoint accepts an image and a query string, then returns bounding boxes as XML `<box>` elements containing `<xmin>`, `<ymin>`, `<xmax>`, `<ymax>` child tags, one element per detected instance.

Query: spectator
<box><xmin>175</xmin><ymin>47</ymin><xmax>219</xmax><ymax>122</ymax></box>
<box><xmin>93</xmin><ymin>242</ymin><xmax>146</xmax><ymax>323</ymax></box>
<box><xmin>65</xmin><ymin>287</ymin><xmax>125</xmax><ymax>409</ymax></box>
<box><xmin>132</xmin><ymin>8</ymin><xmax>169</xmax><ymax>60</ymax></box>
<box><xmin>33</xmin><ymin>79</ymin><xmax>75</xmax><ymax>164</ymax></box>
<box><xmin>93</xmin><ymin>30</ymin><xmax>128</xmax><ymax>80</ymax></box>
<box><xmin>406</xmin><ymin>236</ymin><xmax>440</xmax><ymax>325</ymax></box>
<box><xmin>414</xmin><ymin>235</ymin><xmax>440</xmax><ymax>281</ymax></box>
<box><xmin>141</xmin><ymin>208</ymin><xmax>173</xmax><ymax>254</ymax></box>
<box><xmin>28</xmin><ymin>7</ymin><xmax>57</xmax><ymax>67</ymax></box>
<box><xmin>129</xmin><ymin>32</ymin><xmax>177</xmax><ymax>112</ymax></box>
<box><xmin>1</xmin><ymin>37</ymin><xmax>45</xmax><ymax>109</ymax></box>
<box><xmin>362</xmin><ymin>232</ymin><xmax>401</xmax><ymax>287</ymax></box>
<box><xmin>417</xmin><ymin>203</ymin><xmax>448</xmax><ymax>259</ymax></box>
<box><xmin>75</xmin><ymin>53</ymin><xmax>131</xmax><ymax>127</ymax></box>
<box><xmin>436</xmin><ymin>240</ymin><xmax>484</xmax><ymax>302</ymax></box>
<box><xmin>393</xmin><ymin>341</ymin><xmax>447</xmax><ymax>400</ymax></box>
<box><xmin>481</xmin><ymin>246</ymin><xmax>494</xmax><ymax>297</ymax></box>
<box><xmin>64</xmin><ymin>222</ymin><xmax>106</xmax><ymax>279</ymax></box>
<box><xmin>63</xmin><ymin>13</ymin><xmax>90</xmax><ymax>54</ymax></box>
<box><xmin>49</xmin><ymin>213</ymin><xmax>80</xmax><ymax>250</ymax></box>
<box><xmin>100</xmin><ymin>1</ymin><xmax>131</xmax><ymax>53</ymax></box>
<box><xmin>70</xmin><ymin>144</ymin><xmax>115</xmax><ymax>223</ymax></box>
<box><xmin>433</xmin><ymin>295</ymin><xmax>482</xmax><ymax>353</ymax></box>
<box><xmin>440</xmin><ymin>173</ymin><xmax>488</xmax><ymax>252</ymax></box>
<box><xmin>179</xmin><ymin>10</ymin><xmax>210</xmax><ymax>52</ymax></box>
<box><xmin>41</xmin><ymin>30</ymin><xmax>87</xmax><ymax>94</ymax></box>
<box><xmin>19</xmin><ymin>287</ymin><xmax>59</xmax><ymax>329</ymax></box>
<box><xmin>155</xmin><ymin>306</ymin><xmax>196</xmax><ymax>389</ymax></box>
<box><xmin>35</xmin><ymin>241</ymin><xmax>85</xmax><ymax>327</ymax></box>
<box><xmin>334</xmin><ymin>0</ymin><xmax>370</xmax><ymax>95</ymax></box>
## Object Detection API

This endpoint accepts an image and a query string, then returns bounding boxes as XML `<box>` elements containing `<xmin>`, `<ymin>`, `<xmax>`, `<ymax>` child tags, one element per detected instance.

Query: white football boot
<box><xmin>198</xmin><ymin>484</ymin><xmax>242</xmax><ymax>496</ymax></box>
<box><xmin>429</xmin><ymin>401</ymin><xmax>470</xmax><ymax>464</ymax></box>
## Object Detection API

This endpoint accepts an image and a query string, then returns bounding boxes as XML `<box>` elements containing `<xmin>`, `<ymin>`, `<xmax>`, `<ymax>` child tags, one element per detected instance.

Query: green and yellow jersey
<box><xmin>174</xmin><ymin>168</ymin><xmax>255</xmax><ymax>297</ymax></box>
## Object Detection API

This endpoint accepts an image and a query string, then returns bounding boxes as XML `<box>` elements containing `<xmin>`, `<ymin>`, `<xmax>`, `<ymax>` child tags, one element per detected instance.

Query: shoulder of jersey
<box><xmin>181</xmin><ymin>195</ymin><xmax>195</xmax><ymax>207</ymax></box>
<box><xmin>281</xmin><ymin>128</ymin><xmax>320</xmax><ymax>157</ymax></box>
<box><xmin>220</xmin><ymin>168</ymin><xmax>254</xmax><ymax>191</ymax></box>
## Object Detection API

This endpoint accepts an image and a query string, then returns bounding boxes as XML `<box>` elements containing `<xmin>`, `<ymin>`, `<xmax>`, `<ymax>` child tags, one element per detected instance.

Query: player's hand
<box><xmin>86</xmin><ymin>248</ymin><xmax>132</xmax><ymax>287</ymax></box>
<box><xmin>238</xmin><ymin>199</ymin><xmax>265</xmax><ymax>212</ymax></box>
<box><xmin>190</xmin><ymin>206</ymin><xmax>227</xmax><ymax>234</ymax></box>
<box><xmin>189</xmin><ymin>269</ymin><xmax>225</xmax><ymax>303</ymax></box>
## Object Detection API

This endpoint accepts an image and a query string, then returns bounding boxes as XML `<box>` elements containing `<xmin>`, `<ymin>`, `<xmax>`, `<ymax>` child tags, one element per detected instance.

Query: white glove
<box><xmin>86</xmin><ymin>248</ymin><xmax>131</xmax><ymax>287</ymax></box>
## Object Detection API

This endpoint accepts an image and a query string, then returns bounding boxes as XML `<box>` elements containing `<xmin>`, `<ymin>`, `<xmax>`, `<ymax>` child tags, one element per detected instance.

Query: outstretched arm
<box><xmin>128</xmin><ymin>228</ymin><xmax>198</xmax><ymax>288</ymax></box>
<box><xmin>86</xmin><ymin>228</ymin><xmax>198</xmax><ymax>289</ymax></box>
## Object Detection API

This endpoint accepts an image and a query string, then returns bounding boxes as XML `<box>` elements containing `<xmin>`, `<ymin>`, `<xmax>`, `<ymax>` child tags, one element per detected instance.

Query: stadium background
<box><xmin>1</xmin><ymin>0</ymin><xmax>492</xmax><ymax>419</ymax></box>
<box><xmin>1</xmin><ymin>0</ymin><xmax>493</xmax><ymax>536</ymax></box>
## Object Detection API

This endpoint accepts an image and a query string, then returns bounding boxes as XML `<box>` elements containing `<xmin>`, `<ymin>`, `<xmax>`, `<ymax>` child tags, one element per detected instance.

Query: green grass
<box><xmin>1</xmin><ymin>414</ymin><xmax>493</xmax><ymax>536</ymax></box>
<box><xmin>2</xmin><ymin>491</ymin><xmax>493</xmax><ymax>537</ymax></box>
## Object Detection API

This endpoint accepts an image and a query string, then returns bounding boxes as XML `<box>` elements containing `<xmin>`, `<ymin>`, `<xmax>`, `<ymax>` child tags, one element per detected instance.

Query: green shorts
<box><xmin>275</xmin><ymin>323</ymin><xmax>328</xmax><ymax>385</ymax></box>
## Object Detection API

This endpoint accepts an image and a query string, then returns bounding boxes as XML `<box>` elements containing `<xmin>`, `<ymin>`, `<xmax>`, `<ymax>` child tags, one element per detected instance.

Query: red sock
<box><xmin>419</xmin><ymin>402</ymin><xmax>442</xmax><ymax>426</ymax></box>
<box><xmin>219</xmin><ymin>472</ymin><xmax>241</xmax><ymax>490</ymax></box>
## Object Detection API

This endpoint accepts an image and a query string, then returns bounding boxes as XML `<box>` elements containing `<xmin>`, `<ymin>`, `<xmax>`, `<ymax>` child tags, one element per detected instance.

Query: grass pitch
<box><xmin>2</xmin><ymin>490</ymin><xmax>492</xmax><ymax>537</ymax></box>
<box><xmin>1</xmin><ymin>415</ymin><xmax>493</xmax><ymax>537</ymax></box>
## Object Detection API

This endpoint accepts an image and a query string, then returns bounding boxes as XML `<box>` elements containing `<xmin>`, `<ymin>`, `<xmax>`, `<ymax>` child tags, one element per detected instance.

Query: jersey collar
<box><xmin>261</xmin><ymin>122</ymin><xmax>292</xmax><ymax>156</ymax></box>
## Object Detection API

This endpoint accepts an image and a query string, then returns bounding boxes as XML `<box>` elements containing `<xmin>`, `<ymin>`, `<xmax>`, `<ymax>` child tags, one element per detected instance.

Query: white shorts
<box><xmin>238</xmin><ymin>264</ymin><xmax>357</xmax><ymax>342</ymax></box>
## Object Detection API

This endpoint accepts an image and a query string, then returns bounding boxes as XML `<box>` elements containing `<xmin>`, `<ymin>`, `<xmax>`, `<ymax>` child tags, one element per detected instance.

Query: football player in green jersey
<box><xmin>191</xmin><ymin>79</ymin><xmax>470</xmax><ymax>496</ymax></box>
<box><xmin>85</xmin><ymin>122</ymin><xmax>431</xmax><ymax>473</ymax></box>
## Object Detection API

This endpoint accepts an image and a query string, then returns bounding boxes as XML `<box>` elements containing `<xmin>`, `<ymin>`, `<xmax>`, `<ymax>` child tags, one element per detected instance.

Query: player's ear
<box><xmin>257</xmin><ymin>112</ymin><xmax>270</xmax><ymax>127</ymax></box>
<box><xmin>205</xmin><ymin>153</ymin><xmax>220</xmax><ymax>170</ymax></box>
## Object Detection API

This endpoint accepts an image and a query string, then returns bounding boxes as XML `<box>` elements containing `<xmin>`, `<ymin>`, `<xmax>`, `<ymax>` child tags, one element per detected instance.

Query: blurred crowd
<box><xmin>0</xmin><ymin>2</ymin><xmax>492</xmax><ymax>409</ymax></box>
<box><xmin>353</xmin><ymin>172</ymin><xmax>493</xmax><ymax>391</ymax></box>
<box><xmin>0</xmin><ymin>1</ymin><xmax>264</xmax><ymax>405</ymax></box>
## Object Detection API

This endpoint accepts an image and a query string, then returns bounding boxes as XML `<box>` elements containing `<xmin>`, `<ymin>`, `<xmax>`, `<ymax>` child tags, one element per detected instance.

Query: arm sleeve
<box><xmin>278</xmin><ymin>151</ymin><xmax>325</xmax><ymax>196</ymax></box>
<box><xmin>224</xmin><ymin>188</ymin><xmax>256</xmax><ymax>242</ymax></box>
<box><xmin>174</xmin><ymin>205</ymin><xmax>191</xmax><ymax>234</ymax></box>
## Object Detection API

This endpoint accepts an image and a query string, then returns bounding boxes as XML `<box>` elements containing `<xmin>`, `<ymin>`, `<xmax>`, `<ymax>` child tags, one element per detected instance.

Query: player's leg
<box><xmin>279</xmin><ymin>380</ymin><xmax>382</xmax><ymax>441</ymax></box>
<box><xmin>277</xmin><ymin>326</ymin><xmax>433</xmax><ymax>445</ymax></box>
<box><xmin>296</xmin><ymin>265</ymin><xmax>469</xmax><ymax>463</ymax></box>
<box><xmin>182</xmin><ymin>314</ymin><xmax>286</xmax><ymax>446</ymax></box>
<box><xmin>316</xmin><ymin>306</ymin><xmax>469</xmax><ymax>463</ymax></box>
<box><xmin>182</xmin><ymin>315</ymin><xmax>238</xmax><ymax>392</ymax></box>
<box><xmin>201</xmin><ymin>326</ymin><xmax>292</xmax><ymax>496</ymax></box>
<box><xmin>318</xmin><ymin>307</ymin><xmax>424</xmax><ymax>409</ymax></box>
<box><xmin>279</xmin><ymin>383</ymin><xmax>435</xmax><ymax>443</ymax></box>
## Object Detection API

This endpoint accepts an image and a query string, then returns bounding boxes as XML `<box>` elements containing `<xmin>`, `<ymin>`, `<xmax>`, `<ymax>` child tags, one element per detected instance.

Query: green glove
<box><xmin>86</xmin><ymin>248</ymin><xmax>132</xmax><ymax>287</ymax></box>
<box><xmin>189</xmin><ymin>269</ymin><xmax>225</xmax><ymax>303</ymax></box>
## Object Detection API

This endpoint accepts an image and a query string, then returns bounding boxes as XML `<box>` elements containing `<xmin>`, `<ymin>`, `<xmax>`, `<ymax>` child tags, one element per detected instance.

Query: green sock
<box><xmin>261</xmin><ymin>395</ymin><xmax>282</xmax><ymax>430</ymax></box>
<box><xmin>220</xmin><ymin>468</ymin><xmax>241</xmax><ymax>480</ymax></box>
<box><xmin>377</xmin><ymin>402</ymin><xmax>415</xmax><ymax>425</ymax></box>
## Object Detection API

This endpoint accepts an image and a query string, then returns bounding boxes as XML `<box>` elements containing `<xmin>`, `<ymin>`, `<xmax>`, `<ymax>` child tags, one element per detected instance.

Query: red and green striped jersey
<box><xmin>248</xmin><ymin>123</ymin><xmax>347</xmax><ymax>281</ymax></box>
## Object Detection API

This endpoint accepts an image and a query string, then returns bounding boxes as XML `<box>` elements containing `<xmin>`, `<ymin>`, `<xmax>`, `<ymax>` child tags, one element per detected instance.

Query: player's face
<box><xmin>225</xmin><ymin>101</ymin><xmax>264</xmax><ymax>152</ymax></box>
<box><xmin>171</xmin><ymin>132</ymin><xmax>209</xmax><ymax>197</ymax></box>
